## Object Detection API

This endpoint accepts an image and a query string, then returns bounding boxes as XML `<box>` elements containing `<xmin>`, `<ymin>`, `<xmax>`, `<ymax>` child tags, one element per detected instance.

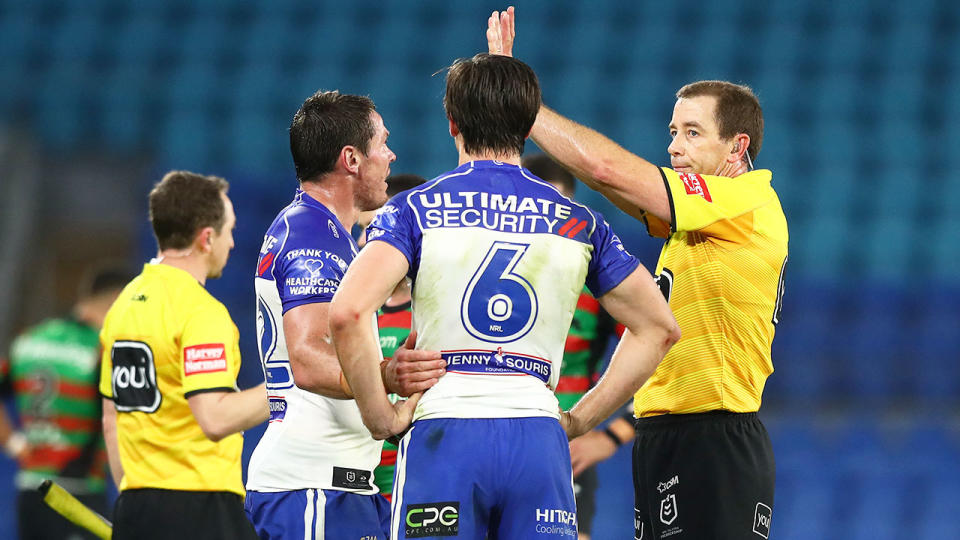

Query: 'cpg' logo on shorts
<box><xmin>405</xmin><ymin>502</ymin><xmax>459</xmax><ymax>538</ymax></box>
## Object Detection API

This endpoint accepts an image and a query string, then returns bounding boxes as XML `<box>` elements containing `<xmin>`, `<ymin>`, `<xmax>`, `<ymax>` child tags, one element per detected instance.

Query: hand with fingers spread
<box><xmin>486</xmin><ymin>6</ymin><xmax>515</xmax><ymax>57</ymax></box>
<box><xmin>383</xmin><ymin>330</ymin><xmax>446</xmax><ymax>397</ymax></box>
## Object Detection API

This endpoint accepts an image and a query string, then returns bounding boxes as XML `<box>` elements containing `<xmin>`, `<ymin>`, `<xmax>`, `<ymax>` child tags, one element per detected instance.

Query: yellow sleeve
<box><xmin>641</xmin><ymin>212</ymin><xmax>671</xmax><ymax>239</ymax></box>
<box><xmin>180</xmin><ymin>302</ymin><xmax>241</xmax><ymax>398</ymax></box>
<box><xmin>98</xmin><ymin>329</ymin><xmax>114</xmax><ymax>398</ymax></box>
<box><xmin>661</xmin><ymin>168</ymin><xmax>775</xmax><ymax>238</ymax></box>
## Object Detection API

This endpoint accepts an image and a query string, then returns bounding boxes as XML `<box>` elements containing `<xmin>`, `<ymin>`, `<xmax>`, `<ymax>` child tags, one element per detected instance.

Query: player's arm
<box><xmin>101</xmin><ymin>398</ymin><xmax>123</xmax><ymax>487</ymax></box>
<box><xmin>533</xmin><ymin>107</ymin><xmax>670</xmax><ymax>222</ymax></box>
<box><xmin>283</xmin><ymin>303</ymin><xmax>353</xmax><ymax>398</ymax></box>
<box><xmin>560</xmin><ymin>267</ymin><xmax>680</xmax><ymax>439</ymax></box>
<box><xmin>486</xmin><ymin>7</ymin><xmax>671</xmax><ymax>223</ymax></box>
<box><xmin>0</xmin><ymin>405</ymin><xmax>26</xmax><ymax>460</ymax></box>
<box><xmin>285</xmin><ymin>301</ymin><xmax>444</xmax><ymax>399</ymax></box>
<box><xmin>569</xmin><ymin>414</ymin><xmax>634</xmax><ymax>477</ymax></box>
<box><xmin>187</xmin><ymin>383</ymin><xmax>269</xmax><ymax>442</ymax></box>
<box><xmin>329</xmin><ymin>241</ymin><xmax>435</xmax><ymax>440</ymax></box>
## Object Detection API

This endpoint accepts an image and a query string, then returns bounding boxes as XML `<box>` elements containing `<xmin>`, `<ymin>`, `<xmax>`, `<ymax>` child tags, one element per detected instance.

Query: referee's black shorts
<box><xmin>632</xmin><ymin>411</ymin><xmax>775</xmax><ymax>539</ymax></box>
<box><xmin>112</xmin><ymin>488</ymin><xmax>258</xmax><ymax>540</ymax></box>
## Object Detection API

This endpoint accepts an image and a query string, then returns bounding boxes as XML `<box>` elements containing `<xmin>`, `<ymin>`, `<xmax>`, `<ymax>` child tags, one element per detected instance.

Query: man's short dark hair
<box><xmin>290</xmin><ymin>90</ymin><xmax>377</xmax><ymax>183</ymax></box>
<box><xmin>676</xmin><ymin>81</ymin><xmax>764</xmax><ymax>162</ymax></box>
<box><xmin>522</xmin><ymin>154</ymin><xmax>575</xmax><ymax>195</ymax></box>
<box><xmin>386</xmin><ymin>174</ymin><xmax>427</xmax><ymax>198</ymax></box>
<box><xmin>444</xmin><ymin>53</ymin><xmax>541</xmax><ymax>157</ymax></box>
<box><xmin>77</xmin><ymin>264</ymin><xmax>135</xmax><ymax>300</ymax></box>
<box><xmin>149</xmin><ymin>171</ymin><xmax>229</xmax><ymax>251</ymax></box>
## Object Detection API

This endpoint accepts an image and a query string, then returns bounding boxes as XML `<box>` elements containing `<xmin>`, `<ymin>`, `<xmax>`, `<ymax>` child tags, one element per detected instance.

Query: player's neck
<box><xmin>458</xmin><ymin>150</ymin><xmax>521</xmax><ymax>167</ymax></box>
<box><xmin>300</xmin><ymin>178</ymin><xmax>360</xmax><ymax>229</ymax></box>
<box><xmin>155</xmin><ymin>250</ymin><xmax>209</xmax><ymax>285</ymax></box>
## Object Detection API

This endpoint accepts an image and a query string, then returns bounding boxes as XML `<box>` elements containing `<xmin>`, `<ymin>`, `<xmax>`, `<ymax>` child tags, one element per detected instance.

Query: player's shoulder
<box><xmin>276</xmin><ymin>202</ymin><xmax>349</xmax><ymax>251</ymax></box>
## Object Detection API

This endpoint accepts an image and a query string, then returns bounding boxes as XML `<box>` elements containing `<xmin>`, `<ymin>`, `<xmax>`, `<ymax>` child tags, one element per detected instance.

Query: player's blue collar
<box><xmin>460</xmin><ymin>160</ymin><xmax>522</xmax><ymax>171</ymax></box>
<box><xmin>294</xmin><ymin>188</ymin><xmax>329</xmax><ymax>212</ymax></box>
<box><xmin>293</xmin><ymin>189</ymin><xmax>351</xmax><ymax>233</ymax></box>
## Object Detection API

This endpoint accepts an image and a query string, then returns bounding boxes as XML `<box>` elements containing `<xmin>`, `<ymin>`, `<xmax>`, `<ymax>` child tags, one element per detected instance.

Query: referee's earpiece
<box><xmin>733</xmin><ymin>142</ymin><xmax>741</xmax><ymax>153</ymax></box>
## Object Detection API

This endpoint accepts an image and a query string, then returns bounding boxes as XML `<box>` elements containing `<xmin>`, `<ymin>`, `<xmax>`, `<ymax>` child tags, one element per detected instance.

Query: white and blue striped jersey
<box><xmin>367</xmin><ymin>160</ymin><xmax>639</xmax><ymax>420</ymax></box>
<box><xmin>247</xmin><ymin>189</ymin><xmax>381</xmax><ymax>494</ymax></box>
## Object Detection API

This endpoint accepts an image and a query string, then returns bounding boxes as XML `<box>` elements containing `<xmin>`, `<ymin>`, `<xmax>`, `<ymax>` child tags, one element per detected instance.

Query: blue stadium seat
<box><xmin>910</xmin><ymin>288</ymin><xmax>960</xmax><ymax>400</ymax></box>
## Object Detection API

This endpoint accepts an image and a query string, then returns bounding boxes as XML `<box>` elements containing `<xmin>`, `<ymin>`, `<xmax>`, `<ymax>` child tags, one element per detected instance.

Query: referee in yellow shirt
<box><xmin>489</xmin><ymin>9</ymin><xmax>786</xmax><ymax>539</ymax></box>
<box><xmin>99</xmin><ymin>171</ymin><xmax>268</xmax><ymax>539</ymax></box>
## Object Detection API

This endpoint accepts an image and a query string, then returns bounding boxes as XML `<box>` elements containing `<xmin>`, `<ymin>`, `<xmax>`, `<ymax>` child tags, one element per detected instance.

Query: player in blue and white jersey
<box><xmin>330</xmin><ymin>55</ymin><xmax>680</xmax><ymax>539</ymax></box>
<box><xmin>245</xmin><ymin>91</ymin><xmax>446</xmax><ymax>540</ymax></box>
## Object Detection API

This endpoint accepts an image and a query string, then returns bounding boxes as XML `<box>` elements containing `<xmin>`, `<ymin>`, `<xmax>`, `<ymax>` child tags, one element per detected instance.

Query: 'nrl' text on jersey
<box><xmin>367</xmin><ymin>161</ymin><xmax>639</xmax><ymax>420</ymax></box>
<box><xmin>248</xmin><ymin>189</ymin><xmax>381</xmax><ymax>493</ymax></box>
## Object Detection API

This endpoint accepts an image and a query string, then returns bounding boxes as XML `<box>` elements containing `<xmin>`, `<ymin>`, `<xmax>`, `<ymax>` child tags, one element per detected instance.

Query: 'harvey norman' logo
<box><xmin>184</xmin><ymin>344</ymin><xmax>227</xmax><ymax>375</ymax></box>
<box><xmin>678</xmin><ymin>172</ymin><xmax>712</xmax><ymax>202</ymax></box>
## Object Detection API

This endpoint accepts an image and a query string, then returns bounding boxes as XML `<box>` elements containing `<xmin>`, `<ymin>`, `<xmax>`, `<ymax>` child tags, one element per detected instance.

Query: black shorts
<box><xmin>632</xmin><ymin>411</ymin><xmax>775</xmax><ymax>540</ymax></box>
<box><xmin>573</xmin><ymin>465</ymin><xmax>598</xmax><ymax>535</ymax></box>
<box><xmin>112</xmin><ymin>488</ymin><xmax>258</xmax><ymax>540</ymax></box>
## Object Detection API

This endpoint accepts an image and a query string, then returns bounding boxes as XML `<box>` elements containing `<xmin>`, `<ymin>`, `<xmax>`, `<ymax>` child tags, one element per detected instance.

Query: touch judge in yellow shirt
<box><xmin>99</xmin><ymin>171</ymin><xmax>268</xmax><ymax>540</ymax></box>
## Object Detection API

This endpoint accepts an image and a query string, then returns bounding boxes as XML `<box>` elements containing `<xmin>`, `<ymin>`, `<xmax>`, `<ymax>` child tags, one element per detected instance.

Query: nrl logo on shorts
<box><xmin>659</xmin><ymin>493</ymin><xmax>678</xmax><ymax>525</ymax></box>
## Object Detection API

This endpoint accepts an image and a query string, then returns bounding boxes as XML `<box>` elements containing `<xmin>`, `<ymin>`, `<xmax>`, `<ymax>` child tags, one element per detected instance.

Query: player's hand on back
<box><xmin>383</xmin><ymin>331</ymin><xmax>446</xmax><ymax>397</ymax></box>
<box><xmin>558</xmin><ymin>410</ymin><xmax>587</xmax><ymax>440</ymax></box>
<box><xmin>486</xmin><ymin>6</ymin><xmax>515</xmax><ymax>57</ymax></box>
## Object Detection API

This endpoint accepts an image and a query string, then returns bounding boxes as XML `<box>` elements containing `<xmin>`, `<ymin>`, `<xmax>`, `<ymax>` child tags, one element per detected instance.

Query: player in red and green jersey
<box><xmin>357</xmin><ymin>173</ymin><xmax>426</xmax><ymax>502</ymax></box>
<box><xmin>0</xmin><ymin>265</ymin><xmax>131</xmax><ymax>539</ymax></box>
<box><xmin>523</xmin><ymin>154</ymin><xmax>617</xmax><ymax>540</ymax></box>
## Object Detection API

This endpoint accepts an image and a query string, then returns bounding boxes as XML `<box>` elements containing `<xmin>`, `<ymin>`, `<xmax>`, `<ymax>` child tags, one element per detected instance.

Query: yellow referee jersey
<box><xmin>635</xmin><ymin>168</ymin><xmax>788</xmax><ymax>417</ymax></box>
<box><xmin>99</xmin><ymin>263</ymin><xmax>245</xmax><ymax>496</ymax></box>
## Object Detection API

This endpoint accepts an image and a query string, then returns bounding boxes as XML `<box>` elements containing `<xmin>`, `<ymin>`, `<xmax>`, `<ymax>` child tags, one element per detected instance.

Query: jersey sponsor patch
<box><xmin>111</xmin><ymin>340</ymin><xmax>161</xmax><ymax>413</ymax></box>
<box><xmin>183</xmin><ymin>343</ymin><xmax>228</xmax><ymax>375</ymax></box>
<box><xmin>405</xmin><ymin>502</ymin><xmax>460</xmax><ymax>538</ymax></box>
<box><xmin>678</xmin><ymin>172</ymin><xmax>712</xmax><ymax>202</ymax></box>
<box><xmin>267</xmin><ymin>395</ymin><xmax>286</xmax><ymax>423</ymax></box>
<box><xmin>442</xmin><ymin>348</ymin><xmax>551</xmax><ymax>383</ymax></box>
<box><xmin>753</xmin><ymin>502</ymin><xmax>772</xmax><ymax>538</ymax></box>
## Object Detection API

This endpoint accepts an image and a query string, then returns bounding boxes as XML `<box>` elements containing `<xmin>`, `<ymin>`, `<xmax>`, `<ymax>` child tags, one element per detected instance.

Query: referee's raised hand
<box><xmin>486</xmin><ymin>6</ymin><xmax>515</xmax><ymax>57</ymax></box>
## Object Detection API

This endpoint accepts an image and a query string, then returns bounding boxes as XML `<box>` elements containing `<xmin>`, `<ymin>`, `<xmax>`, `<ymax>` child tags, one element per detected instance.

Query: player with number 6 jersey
<box><xmin>330</xmin><ymin>54</ymin><xmax>679</xmax><ymax>540</ymax></box>
<box><xmin>487</xmin><ymin>8</ymin><xmax>787</xmax><ymax>536</ymax></box>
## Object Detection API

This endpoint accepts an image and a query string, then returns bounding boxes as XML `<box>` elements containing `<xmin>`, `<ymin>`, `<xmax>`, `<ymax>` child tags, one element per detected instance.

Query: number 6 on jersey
<box><xmin>461</xmin><ymin>241</ymin><xmax>539</xmax><ymax>343</ymax></box>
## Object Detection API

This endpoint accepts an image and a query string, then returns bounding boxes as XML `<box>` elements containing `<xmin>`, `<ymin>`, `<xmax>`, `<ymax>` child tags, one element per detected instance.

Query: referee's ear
<box><xmin>728</xmin><ymin>133</ymin><xmax>751</xmax><ymax>164</ymax></box>
<box><xmin>196</xmin><ymin>227</ymin><xmax>215</xmax><ymax>253</ymax></box>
